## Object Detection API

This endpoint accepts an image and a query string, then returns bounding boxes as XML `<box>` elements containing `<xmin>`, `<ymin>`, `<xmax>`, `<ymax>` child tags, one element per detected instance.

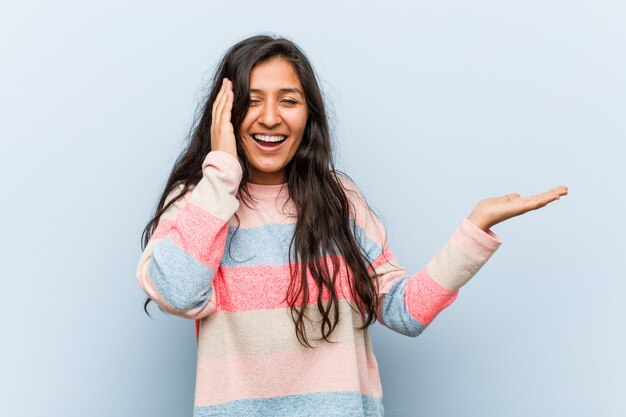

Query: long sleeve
<box><xmin>373</xmin><ymin>216</ymin><xmax>501</xmax><ymax>337</ymax></box>
<box><xmin>136</xmin><ymin>150</ymin><xmax>243</xmax><ymax>320</ymax></box>
<box><xmin>342</xmin><ymin>177</ymin><xmax>502</xmax><ymax>337</ymax></box>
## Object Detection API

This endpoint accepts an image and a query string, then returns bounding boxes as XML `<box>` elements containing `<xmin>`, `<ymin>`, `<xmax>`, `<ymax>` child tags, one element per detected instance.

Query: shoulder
<box><xmin>333</xmin><ymin>173</ymin><xmax>391</xmax><ymax>265</ymax></box>
<box><xmin>334</xmin><ymin>171</ymin><xmax>387</xmax><ymax>242</ymax></box>
<box><xmin>335</xmin><ymin>171</ymin><xmax>366</xmax><ymax>204</ymax></box>
<box><xmin>164</xmin><ymin>181</ymin><xmax>198</xmax><ymax>205</ymax></box>
<box><xmin>159</xmin><ymin>182</ymin><xmax>197</xmax><ymax>222</ymax></box>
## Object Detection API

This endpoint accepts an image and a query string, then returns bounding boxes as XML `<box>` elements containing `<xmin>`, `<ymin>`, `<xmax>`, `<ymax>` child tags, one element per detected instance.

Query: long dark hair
<box><xmin>140</xmin><ymin>33</ymin><xmax>390</xmax><ymax>348</ymax></box>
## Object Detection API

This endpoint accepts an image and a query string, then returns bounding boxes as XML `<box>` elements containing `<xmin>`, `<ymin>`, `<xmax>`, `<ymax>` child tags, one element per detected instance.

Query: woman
<box><xmin>136</xmin><ymin>34</ymin><xmax>568</xmax><ymax>417</ymax></box>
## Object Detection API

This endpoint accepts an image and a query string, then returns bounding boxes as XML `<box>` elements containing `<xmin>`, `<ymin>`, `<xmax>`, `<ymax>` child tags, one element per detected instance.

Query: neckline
<box><xmin>244</xmin><ymin>181</ymin><xmax>289</xmax><ymax>198</ymax></box>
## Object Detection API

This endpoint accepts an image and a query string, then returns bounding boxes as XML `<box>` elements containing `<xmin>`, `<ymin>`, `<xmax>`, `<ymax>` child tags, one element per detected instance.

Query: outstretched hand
<box><xmin>467</xmin><ymin>185</ymin><xmax>569</xmax><ymax>232</ymax></box>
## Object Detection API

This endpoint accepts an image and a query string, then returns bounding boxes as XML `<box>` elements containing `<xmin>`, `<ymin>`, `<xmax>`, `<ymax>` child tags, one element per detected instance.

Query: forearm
<box><xmin>136</xmin><ymin>151</ymin><xmax>242</xmax><ymax>319</ymax></box>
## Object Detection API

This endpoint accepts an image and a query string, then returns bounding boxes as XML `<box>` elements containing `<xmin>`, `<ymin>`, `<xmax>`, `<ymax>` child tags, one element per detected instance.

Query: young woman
<box><xmin>136</xmin><ymin>34</ymin><xmax>568</xmax><ymax>417</ymax></box>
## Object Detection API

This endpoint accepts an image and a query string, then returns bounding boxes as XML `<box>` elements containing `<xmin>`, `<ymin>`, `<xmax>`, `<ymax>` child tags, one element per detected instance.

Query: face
<box><xmin>240</xmin><ymin>57</ymin><xmax>308</xmax><ymax>185</ymax></box>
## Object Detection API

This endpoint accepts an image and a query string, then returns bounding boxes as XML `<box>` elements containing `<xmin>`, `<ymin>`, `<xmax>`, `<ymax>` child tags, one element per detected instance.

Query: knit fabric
<box><xmin>136</xmin><ymin>150</ymin><xmax>502</xmax><ymax>417</ymax></box>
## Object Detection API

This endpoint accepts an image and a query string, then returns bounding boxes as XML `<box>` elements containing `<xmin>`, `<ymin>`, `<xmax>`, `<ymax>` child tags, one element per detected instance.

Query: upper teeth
<box><xmin>254</xmin><ymin>134</ymin><xmax>286</xmax><ymax>142</ymax></box>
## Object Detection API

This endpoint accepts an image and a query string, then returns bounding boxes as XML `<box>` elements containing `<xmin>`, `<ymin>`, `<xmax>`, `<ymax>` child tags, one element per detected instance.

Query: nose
<box><xmin>258</xmin><ymin>101</ymin><xmax>281</xmax><ymax>128</ymax></box>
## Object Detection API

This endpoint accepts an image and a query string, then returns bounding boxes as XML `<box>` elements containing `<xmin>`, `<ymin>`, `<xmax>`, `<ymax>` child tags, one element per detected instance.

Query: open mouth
<box><xmin>252</xmin><ymin>134</ymin><xmax>287</xmax><ymax>148</ymax></box>
<box><xmin>252</xmin><ymin>135</ymin><xmax>287</xmax><ymax>146</ymax></box>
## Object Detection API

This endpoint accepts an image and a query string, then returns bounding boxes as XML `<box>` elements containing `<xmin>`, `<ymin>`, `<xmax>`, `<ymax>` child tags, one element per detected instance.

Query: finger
<box><xmin>215</xmin><ymin>80</ymin><xmax>232</xmax><ymax>136</ymax></box>
<box><xmin>211</xmin><ymin>80</ymin><xmax>225</xmax><ymax>127</ymax></box>
<box><xmin>220</xmin><ymin>81</ymin><xmax>234</xmax><ymax>127</ymax></box>
<box><xmin>213</xmin><ymin>78</ymin><xmax>228</xmax><ymax>123</ymax></box>
<box><xmin>521</xmin><ymin>192</ymin><xmax>561</xmax><ymax>211</ymax></box>
<box><xmin>539</xmin><ymin>185</ymin><xmax>568</xmax><ymax>198</ymax></box>
<box><xmin>214</xmin><ymin>79</ymin><xmax>232</xmax><ymax>128</ymax></box>
<box><xmin>552</xmin><ymin>185</ymin><xmax>569</xmax><ymax>197</ymax></box>
<box><xmin>212</xmin><ymin>78</ymin><xmax>228</xmax><ymax>125</ymax></box>
<box><xmin>530</xmin><ymin>188</ymin><xmax>564</xmax><ymax>201</ymax></box>
<box><xmin>515</xmin><ymin>185</ymin><xmax>568</xmax><ymax>205</ymax></box>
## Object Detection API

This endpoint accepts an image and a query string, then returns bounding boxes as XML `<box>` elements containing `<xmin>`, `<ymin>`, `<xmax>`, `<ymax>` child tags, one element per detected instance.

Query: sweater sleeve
<box><xmin>136</xmin><ymin>150</ymin><xmax>243</xmax><ymax>320</ymax></box>
<box><xmin>342</xmin><ymin>177</ymin><xmax>502</xmax><ymax>337</ymax></box>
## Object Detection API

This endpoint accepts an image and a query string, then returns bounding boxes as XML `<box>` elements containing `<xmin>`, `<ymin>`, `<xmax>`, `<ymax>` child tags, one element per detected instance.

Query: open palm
<box><xmin>467</xmin><ymin>185</ymin><xmax>569</xmax><ymax>231</ymax></box>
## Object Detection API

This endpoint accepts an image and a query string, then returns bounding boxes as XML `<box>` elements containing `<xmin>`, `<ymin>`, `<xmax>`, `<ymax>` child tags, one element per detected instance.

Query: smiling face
<box><xmin>240</xmin><ymin>57</ymin><xmax>308</xmax><ymax>185</ymax></box>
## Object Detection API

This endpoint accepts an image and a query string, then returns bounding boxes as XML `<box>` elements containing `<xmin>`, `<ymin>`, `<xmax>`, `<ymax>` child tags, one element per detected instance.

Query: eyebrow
<box><xmin>250</xmin><ymin>88</ymin><xmax>304</xmax><ymax>97</ymax></box>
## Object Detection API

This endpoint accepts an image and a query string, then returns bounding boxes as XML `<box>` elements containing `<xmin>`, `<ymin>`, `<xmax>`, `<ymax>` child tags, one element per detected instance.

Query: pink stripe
<box><xmin>153</xmin><ymin>201</ymin><xmax>228</xmax><ymax>267</ymax></box>
<box><xmin>215</xmin><ymin>259</ymin><xmax>356</xmax><ymax>312</ymax></box>
<box><xmin>370</xmin><ymin>245</ymin><xmax>396</xmax><ymax>269</ymax></box>
<box><xmin>152</xmin><ymin>220</ymin><xmax>176</xmax><ymax>240</ymax></box>
<box><xmin>450</xmin><ymin>217</ymin><xmax>502</xmax><ymax>262</ymax></box>
<box><xmin>194</xmin><ymin>342</ymin><xmax>382</xmax><ymax>406</ymax></box>
<box><xmin>405</xmin><ymin>268</ymin><xmax>458</xmax><ymax>325</ymax></box>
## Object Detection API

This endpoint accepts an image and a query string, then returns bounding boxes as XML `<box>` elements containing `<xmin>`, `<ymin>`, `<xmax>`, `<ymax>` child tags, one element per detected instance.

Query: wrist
<box><xmin>466</xmin><ymin>212</ymin><xmax>491</xmax><ymax>232</ymax></box>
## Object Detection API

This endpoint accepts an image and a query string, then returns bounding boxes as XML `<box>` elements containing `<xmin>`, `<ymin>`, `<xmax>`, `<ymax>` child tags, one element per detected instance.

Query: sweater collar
<box><xmin>244</xmin><ymin>181</ymin><xmax>289</xmax><ymax>199</ymax></box>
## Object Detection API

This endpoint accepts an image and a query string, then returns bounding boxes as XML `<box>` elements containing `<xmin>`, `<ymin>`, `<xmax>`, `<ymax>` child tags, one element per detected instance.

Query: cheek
<box><xmin>239</xmin><ymin>116</ymin><xmax>256</xmax><ymax>144</ymax></box>
<box><xmin>240</xmin><ymin>116</ymin><xmax>252</xmax><ymax>134</ymax></box>
<box><xmin>287</xmin><ymin>113</ymin><xmax>308</xmax><ymax>134</ymax></box>
<box><xmin>241</xmin><ymin>108</ymin><xmax>260</xmax><ymax>130</ymax></box>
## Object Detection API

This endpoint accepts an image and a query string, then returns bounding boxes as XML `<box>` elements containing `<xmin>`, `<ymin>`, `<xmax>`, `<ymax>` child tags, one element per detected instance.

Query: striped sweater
<box><xmin>136</xmin><ymin>150</ymin><xmax>502</xmax><ymax>417</ymax></box>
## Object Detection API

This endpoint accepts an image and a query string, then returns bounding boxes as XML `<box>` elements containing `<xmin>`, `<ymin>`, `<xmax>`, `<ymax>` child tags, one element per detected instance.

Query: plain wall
<box><xmin>1</xmin><ymin>0</ymin><xmax>624</xmax><ymax>416</ymax></box>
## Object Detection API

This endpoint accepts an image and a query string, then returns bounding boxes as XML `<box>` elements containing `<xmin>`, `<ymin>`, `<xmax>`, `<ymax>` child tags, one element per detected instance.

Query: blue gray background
<box><xmin>1</xmin><ymin>1</ymin><xmax>624</xmax><ymax>416</ymax></box>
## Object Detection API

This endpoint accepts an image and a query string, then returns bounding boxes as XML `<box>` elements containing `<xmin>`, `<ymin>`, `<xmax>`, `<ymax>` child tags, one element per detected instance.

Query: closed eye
<box><xmin>249</xmin><ymin>99</ymin><xmax>299</xmax><ymax>105</ymax></box>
